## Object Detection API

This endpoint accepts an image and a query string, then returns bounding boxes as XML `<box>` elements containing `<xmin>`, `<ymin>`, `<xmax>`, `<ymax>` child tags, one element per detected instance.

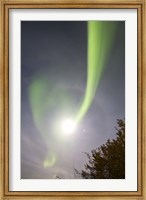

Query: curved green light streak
<box><xmin>75</xmin><ymin>21</ymin><xmax>117</xmax><ymax>123</ymax></box>
<box><xmin>28</xmin><ymin>77</ymin><xmax>75</xmax><ymax>138</ymax></box>
<box><xmin>43</xmin><ymin>152</ymin><xmax>56</xmax><ymax>168</ymax></box>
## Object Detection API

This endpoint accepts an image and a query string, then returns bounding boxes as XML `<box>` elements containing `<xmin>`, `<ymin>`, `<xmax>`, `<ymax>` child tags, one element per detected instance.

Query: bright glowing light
<box><xmin>61</xmin><ymin>118</ymin><xmax>77</xmax><ymax>134</ymax></box>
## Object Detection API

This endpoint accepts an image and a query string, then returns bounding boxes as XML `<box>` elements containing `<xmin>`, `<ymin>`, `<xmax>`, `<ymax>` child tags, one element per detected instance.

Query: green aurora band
<box><xmin>28</xmin><ymin>21</ymin><xmax>117</xmax><ymax>168</ymax></box>
<box><xmin>75</xmin><ymin>21</ymin><xmax>117</xmax><ymax>123</ymax></box>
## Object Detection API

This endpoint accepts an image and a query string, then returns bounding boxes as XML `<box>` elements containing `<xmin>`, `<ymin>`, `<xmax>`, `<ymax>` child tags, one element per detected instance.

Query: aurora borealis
<box><xmin>75</xmin><ymin>21</ymin><xmax>117</xmax><ymax>123</ymax></box>
<box><xmin>21</xmin><ymin>21</ymin><xmax>125</xmax><ymax>179</ymax></box>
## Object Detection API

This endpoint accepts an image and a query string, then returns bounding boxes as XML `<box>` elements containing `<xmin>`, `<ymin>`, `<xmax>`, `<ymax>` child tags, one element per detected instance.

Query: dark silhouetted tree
<box><xmin>76</xmin><ymin>119</ymin><xmax>125</xmax><ymax>179</ymax></box>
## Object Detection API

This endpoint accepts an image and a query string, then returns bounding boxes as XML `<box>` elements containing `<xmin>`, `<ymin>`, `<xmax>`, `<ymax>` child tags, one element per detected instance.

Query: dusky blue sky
<box><xmin>21</xmin><ymin>21</ymin><xmax>125</xmax><ymax>179</ymax></box>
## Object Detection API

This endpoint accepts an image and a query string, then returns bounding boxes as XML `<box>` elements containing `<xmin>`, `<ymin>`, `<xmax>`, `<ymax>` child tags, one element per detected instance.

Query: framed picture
<box><xmin>0</xmin><ymin>0</ymin><xmax>145</xmax><ymax>199</ymax></box>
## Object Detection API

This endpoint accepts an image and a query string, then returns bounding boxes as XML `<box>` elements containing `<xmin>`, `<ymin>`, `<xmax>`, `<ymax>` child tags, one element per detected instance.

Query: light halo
<box><xmin>61</xmin><ymin>118</ymin><xmax>77</xmax><ymax>135</ymax></box>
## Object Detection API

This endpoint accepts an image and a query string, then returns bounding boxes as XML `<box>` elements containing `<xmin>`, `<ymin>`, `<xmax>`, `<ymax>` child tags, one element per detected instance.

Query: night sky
<box><xmin>21</xmin><ymin>21</ymin><xmax>125</xmax><ymax>179</ymax></box>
